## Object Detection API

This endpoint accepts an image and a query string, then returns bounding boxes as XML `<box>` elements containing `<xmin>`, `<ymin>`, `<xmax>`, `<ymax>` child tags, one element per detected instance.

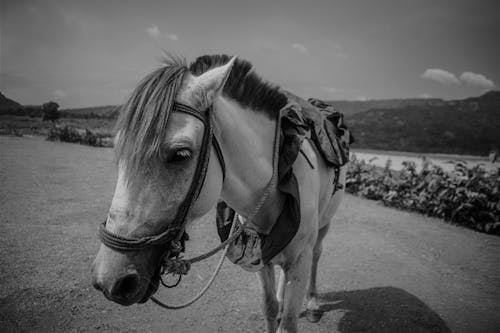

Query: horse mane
<box><xmin>189</xmin><ymin>55</ymin><xmax>287</xmax><ymax>118</ymax></box>
<box><xmin>115</xmin><ymin>54</ymin><xmax>287</xmax><ymax>179</ymax></box>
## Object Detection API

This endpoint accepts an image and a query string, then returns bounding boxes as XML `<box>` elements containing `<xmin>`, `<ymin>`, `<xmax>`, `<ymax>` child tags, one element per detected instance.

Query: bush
<box><xmin>47</xmin><ymin>125</ymin><xmax>112</xmax><ymax>147</ymax></box>
<box><xmin>346</xmin><ymin>155</ymin><xmax>500</xmax><ymax>235</ymax></box>
<box><xmin>42</xmin><ymin>101</ymin><xmax>60</xmax><ymax>124</ymax></box>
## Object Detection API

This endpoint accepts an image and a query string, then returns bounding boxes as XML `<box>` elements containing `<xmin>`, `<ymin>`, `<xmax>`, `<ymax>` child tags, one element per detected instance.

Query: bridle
<box><xmin>99</xmin><ymin>101</ymin><xmax>225</xmax><ymax>259</ymax></box>
<box><xmin>98</xmin><ymin>100</ymin><xmax>281</xmax><ymax>309</ymax></box>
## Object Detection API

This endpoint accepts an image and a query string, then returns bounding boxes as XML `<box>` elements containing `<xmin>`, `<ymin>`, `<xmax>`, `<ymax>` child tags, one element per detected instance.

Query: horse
<box><xmin>91</xmin><ymin>54</ymin><xmax>347</xmax><ymax>333</ymax></box>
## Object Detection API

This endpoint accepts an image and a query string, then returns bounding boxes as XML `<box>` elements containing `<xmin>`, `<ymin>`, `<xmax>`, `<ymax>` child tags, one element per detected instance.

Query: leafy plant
<box><xmin>42</xmin><ymin>101</ymin><xmax>60</xmax><ymax>125</ymax></box>
<box><xmin>47</xmin><ymin>125</ymin><xmax>112</xmax><ymax>147</ymax></box>
<box><xmin>346</xmin><ymin>156</ymin><xmax>500</xmax><ymax>235</ymax></box>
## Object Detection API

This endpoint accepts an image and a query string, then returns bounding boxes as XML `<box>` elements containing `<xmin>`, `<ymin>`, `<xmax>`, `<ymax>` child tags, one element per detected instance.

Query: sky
<box><xmin>1</xmin><ymin>0</ymin><xmax>499</xmax><ymax>108</ymax></box>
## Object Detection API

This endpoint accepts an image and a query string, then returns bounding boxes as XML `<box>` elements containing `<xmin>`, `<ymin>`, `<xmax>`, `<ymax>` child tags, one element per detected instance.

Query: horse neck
<box><xmin>213</xmin><ymin>96</ymin><xmax>277</xmax><ymax>216</ymax></box>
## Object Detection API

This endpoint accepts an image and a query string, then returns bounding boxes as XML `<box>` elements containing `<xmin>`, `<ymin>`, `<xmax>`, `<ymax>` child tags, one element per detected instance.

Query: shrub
<box><xmin>47</xmin><ymin>125</ymin><xmax>112</xmax><ymax>147</ymax></box>
<box><xmin>346</xmin><ymin>155</ymin><xmax>500</xmax><ymax>235</ymax></box>
<box><xmin>42</xmin><ymin>101</ymin><xmax>60</xmax><ymax>125</ymax></box>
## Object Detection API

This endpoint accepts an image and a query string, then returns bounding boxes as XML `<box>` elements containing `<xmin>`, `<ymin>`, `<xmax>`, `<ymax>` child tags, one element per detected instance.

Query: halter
<box><xmin>98</xmin><ymin>100</ymin><xmax>281</xmax><ymax>309</ymax></box>
<box><xmin>98</xmin><ymin>101</ymin><xmax>225</xmax><ymax>260</ymax></box>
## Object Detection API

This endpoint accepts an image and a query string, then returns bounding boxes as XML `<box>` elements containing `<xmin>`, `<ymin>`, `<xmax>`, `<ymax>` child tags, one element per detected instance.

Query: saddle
<box><xmin>217</xmin><ymin>96</ymin><xmax>353</xmax><ymax>272</ymax></box>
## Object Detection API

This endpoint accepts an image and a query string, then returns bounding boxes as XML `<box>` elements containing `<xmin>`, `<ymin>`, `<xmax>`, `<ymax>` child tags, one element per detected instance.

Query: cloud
<box><xmin>324</xmin><ymin>40</ymin><xmax>348</xmax><ymax>59</ymax></box>
<box><xmin>166</xmin><ymin>33</ymin><xmax>178</xmax><ymax>41</ymax></box>
<box><xmin>459</xmin><ymin>72</ymin><xmax>495</xmax><ymax>89</ymax></box>
<box><xmin>251</xmin><ymin>39</ymin><xmax>280</xmax><ymax>53</ymax></box>
<box><xmin>321</xmin><ymin>86</ymin><xmax>337</xmax><ymax>93</ymax></box>
<box><xmin>291</xmin><ymin>43</ymin><xmax>309</xmax><ymax>55</ymax></box>
<box><xmin>52</xmin><ymin>89</ymin><xmax>67</xmax><ymax>98</ymax></box>
<box><xmin>421</xmin><ymin>68</ymin><xmax>495</xmax><ymax>89</ymax></box>
<box><xmin>421</xmin><ymin>68</ymin><xmax>460</xmax><ymax>85</ymax></box>
<box><xmin>146</xmin><ymin>25</ymin><xmax>178</xmax><ymax>41</ymax></box>
<box><xmin>146</xmin><ymin>25</ymin><xmax>160</xmax><ymax>39</ymax></box>
<box><xmin>356</xmin><ymin>96</ymin><xmax>368</xmax><ymax>101</ymax></box>
<box><xmin>326</xmin><ymin>40</ymin><xmax>343</xmax><ymax>51</ymax></box>
<box><xmin>419</xmin><ymin>93</ymin><xmax>432</xmax><ymax>99</ymax></box>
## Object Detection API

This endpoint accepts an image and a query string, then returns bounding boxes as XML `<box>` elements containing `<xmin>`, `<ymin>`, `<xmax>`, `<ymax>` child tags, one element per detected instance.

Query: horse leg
<box><xmin>258</xmin><ymin>263</ymin><xmax>279</xmax><ymax>333</ymax></box>
<box><xmin>305</xmin><ymin>224</ymin><xmax>330</xmax><ymax>323</ymax></box>
<box><xmin>276</xmin><ymin>267</ymin><xmax>285</xmax><ymax>322</ymax></box>
<box><xmin>277</xmin><ymin>248</ymin><xmax>313</xmax><ymax>333</ymax></box>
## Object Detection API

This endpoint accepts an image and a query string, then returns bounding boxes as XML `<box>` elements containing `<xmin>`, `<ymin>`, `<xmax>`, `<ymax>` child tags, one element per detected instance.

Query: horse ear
<box><xmin>194</xmin><ymin>56</ymin><xmax>237</xmax><ymax>106</ymax></box>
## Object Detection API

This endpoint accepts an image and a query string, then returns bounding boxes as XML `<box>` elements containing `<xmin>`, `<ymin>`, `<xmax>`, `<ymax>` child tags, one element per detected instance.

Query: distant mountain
<box><xmin>59</xmin><ymin>105</ymin><xmax>120</xmax><ymax>119</ymax></box>
<box><xmin>324</xmin><ymin>98</ymin><xmax>447</xmax><ymax>117</ymax></box>
<box><xmin>3</xmin><ymin>88</ymin><xmax>499</xmax><ymax>155</ymax></box>
<box><xmin>462</xmin><ymin>90</ymin><xmax>500</xmax><ymax>103</ymax></box>
<box><xmin>326</xmin><ymin>91</ymin><xmax>500</xmax><ymax>117</ymax></box>
<box><xmin>0</xmin><ymin>92</ymin><xmax>22</xmax><ymax>111</ymax></box>
<box><xmin>341</xmin><ymin>91</ymin><xmax>500</xmax><ymax>155</ymax></box>
<box><xmin>0</xmin><ymin>91</ymin><xmax>120</xmax><ymax>118</ymax></box>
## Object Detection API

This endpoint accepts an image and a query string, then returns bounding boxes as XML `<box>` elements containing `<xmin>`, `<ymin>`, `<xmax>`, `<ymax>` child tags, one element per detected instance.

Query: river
<box><xmin>351</xmin><ymin>149</ymin><xmax>499</xmax><ymax>173</ymax></box>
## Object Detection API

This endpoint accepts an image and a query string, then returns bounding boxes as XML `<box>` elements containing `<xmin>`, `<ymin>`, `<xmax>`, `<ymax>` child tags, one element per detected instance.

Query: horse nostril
<box><xmin>92</xmin><ymin>271</ymin><xmax>105</xmax><ymax>293</ymax></box>
<box><xmin>111</xmin><ymin>272</ymin><xmax>140</xmax><ymax>299</ymax></box>
<box><xmin>93</xmin><ymin>279</ymin><xmax>104</xmax><ymax>292</ymax></box>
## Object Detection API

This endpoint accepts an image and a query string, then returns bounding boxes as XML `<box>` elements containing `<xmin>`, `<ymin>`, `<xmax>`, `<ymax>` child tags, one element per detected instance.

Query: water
<box><xmin>351</xmin><ymin>150</ymin><xmax>499</xmax><ymax>173</ymax></box>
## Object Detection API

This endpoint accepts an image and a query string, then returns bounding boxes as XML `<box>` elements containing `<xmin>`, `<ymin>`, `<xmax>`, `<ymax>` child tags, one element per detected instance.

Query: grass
<box><xmin>0</xmin><ymin>115</ymin><xmax>116</xmax><ymax>137</ymax></box>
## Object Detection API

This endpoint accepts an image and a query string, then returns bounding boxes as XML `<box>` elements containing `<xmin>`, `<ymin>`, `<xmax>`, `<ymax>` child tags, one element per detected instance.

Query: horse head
<box><xmin>91</xmin><ymin>57</ymin><xmax>235</xmax><ymax>305</ymax></box>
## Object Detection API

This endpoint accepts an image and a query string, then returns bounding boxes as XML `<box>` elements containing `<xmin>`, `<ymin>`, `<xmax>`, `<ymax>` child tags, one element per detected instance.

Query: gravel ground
<box><xmin>1</xmin><ymin>135</ymin><xmax>499</xmax><ymax>333</ymax></box>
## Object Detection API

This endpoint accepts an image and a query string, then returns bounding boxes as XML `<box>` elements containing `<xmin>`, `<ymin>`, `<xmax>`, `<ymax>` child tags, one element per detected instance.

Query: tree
<box><xmin>42</xmin><ymin>101</ymin><xmax>60</xmax><ymax>126</ymax></box>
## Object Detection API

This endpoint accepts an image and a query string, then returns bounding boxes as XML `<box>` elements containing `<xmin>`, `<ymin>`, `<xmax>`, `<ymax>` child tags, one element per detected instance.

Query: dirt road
<box><xmin>1</xmin><ymin>136</ymin><xmax>499</xmax><ymax>332</ymax></box>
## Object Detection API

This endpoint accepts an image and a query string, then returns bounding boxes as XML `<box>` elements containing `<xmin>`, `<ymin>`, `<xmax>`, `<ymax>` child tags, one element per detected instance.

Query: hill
<box><xmin>0</xmin><ymin>91</ymin><xmax>120</xmax><ymax>118</ymax></box>
<box><xmin>325</xmin><ymin>98</ymin><xmax>446</xmax><ymax>117</ymax></box>
<box><xmin>0</xmin><ymin>92</ymin><xmax>22</xmax><ymax>111</ymax></box>
<box><xmin>59</xmin><ymin>105</ymin><xmax>120</xmax><ymax>119</ymax></box>
<box><xmin>2</xmin><ymin>89</ymin><xmax>499</xmax><ymax>155</ymax></box>
<box><xmin>343</xmin><ymin>91</ymin><xmax>500</xmax><ymax>155</ymax></box>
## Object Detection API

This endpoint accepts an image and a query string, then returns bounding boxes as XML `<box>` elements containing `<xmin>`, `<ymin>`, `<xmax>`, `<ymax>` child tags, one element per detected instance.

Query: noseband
<box><xmin>98</xmin><ymin>102</ymin><xmax>225</xmax><ymax>265</ymax></box>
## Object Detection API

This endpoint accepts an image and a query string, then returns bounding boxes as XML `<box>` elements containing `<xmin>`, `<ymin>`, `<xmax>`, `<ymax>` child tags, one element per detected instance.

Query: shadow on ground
<box><xmin>301</xmin><ymin>286</ymin><xmax>451</xmax><ymax>333</ymax></box>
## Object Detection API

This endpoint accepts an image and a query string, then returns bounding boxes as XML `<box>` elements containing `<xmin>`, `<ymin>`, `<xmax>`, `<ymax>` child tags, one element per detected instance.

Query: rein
<box><xmin>98</xmin><ymin>102</ymin><xmax>281</xmax><ymax>309</ymax></box>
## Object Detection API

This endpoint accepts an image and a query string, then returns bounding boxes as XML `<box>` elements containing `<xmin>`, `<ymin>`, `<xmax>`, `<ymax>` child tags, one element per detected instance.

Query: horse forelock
<box><xmin>114</xmin><ymin>61</ymin><xmax>187</xmax><ymax>181</ymax></box>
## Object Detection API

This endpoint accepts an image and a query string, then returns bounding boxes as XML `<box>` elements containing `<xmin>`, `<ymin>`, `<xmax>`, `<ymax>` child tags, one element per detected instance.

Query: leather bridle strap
<box><xmin>172</xmin><ymin>103</ymin><xmax>226</xmax><ymax>181</ymax></box>
<box><xmin>98</xmin><ymin>102</ymin><xmax>225</xmax><ymax>252</ymax></box>
<box><xmin>211</xmin><ymin>138</ymin><xmax>225</xmax><ymax>179</ymax></box>
<box><xmin>166</xmin><ymin>102</ymin><xmax>219</xmax><ymax>245</ymax></box>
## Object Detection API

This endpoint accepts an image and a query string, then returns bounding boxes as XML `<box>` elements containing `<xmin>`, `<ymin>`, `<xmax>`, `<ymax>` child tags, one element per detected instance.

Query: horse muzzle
<box><xmin>91</xmin><ymin>245</ymin><xmax>156</xmax><ymax>306</ymax></box>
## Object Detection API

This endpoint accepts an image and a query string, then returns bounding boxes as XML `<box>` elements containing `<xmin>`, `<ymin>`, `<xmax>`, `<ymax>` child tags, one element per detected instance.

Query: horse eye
<box><xmin>169</xmin><ymin>148</ymin><xmax>192</xmax><ymax>163</ymax></box>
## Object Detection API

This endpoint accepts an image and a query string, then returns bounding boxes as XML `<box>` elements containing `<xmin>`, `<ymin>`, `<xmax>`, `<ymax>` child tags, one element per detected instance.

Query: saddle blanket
<box><xmin>216</xmin><ymin>95</ymin><xmax>353</xmax><ymax>272</ymax></box>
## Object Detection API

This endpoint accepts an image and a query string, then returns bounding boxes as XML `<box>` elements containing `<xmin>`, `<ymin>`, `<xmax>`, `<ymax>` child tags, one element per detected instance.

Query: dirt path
<box><xmin>1</xmin><ymin>136</ymin><xmax>499</xmax><ymax>333</ymax></box>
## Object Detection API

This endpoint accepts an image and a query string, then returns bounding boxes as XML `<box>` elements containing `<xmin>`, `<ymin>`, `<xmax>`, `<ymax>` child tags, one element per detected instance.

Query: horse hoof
<box><xmin>305</xmin><ymin>309</ymin><xmax>323</xmax><ymax>323</ymax></box>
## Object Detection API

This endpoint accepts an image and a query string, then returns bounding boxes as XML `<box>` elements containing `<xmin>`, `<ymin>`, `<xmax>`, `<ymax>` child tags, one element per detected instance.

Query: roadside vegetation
<box><xmin>46</xmin><ymin>125</ymin><xmax>113</xmax><ymax>147</ymax></box>
<box><xmin>0</xmin><ymin>102</ymin><xmax>115</xmax><ymax>147</ymax></box>
<box><xmin>346</xmin><ymin>155</ymin><xmax>500</xmax><ymax>235</ymax></box>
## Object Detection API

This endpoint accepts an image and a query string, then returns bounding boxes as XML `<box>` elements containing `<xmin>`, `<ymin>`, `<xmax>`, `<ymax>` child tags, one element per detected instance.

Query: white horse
<box><xmin>92</xmin><ymin>55</ymin><xmax>347</xmax><ymax>333</ymax></box>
